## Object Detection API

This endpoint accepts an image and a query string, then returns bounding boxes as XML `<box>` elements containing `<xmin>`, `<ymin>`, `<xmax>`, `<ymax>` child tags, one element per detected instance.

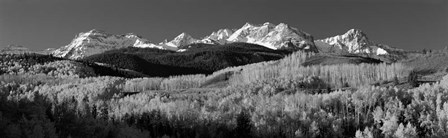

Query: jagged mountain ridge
<box><xmin>51</xmin><ymin>22</ymin><xmax>399</xmax><ymax>59</ymax></box>
<box><xmin>0</xmin><ymin>44</ymin><xmax>54</xmax><ymax>55</ymax></box>
<box><xmin>52</xmin><ymin>22</ymin><xmax>320</xmax><ymax>59</ymax></box>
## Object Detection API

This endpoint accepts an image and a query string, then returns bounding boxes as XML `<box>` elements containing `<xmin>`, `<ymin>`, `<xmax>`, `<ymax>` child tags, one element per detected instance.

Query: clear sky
<box><xmin>0</xmin><ymin>0</ymin><xmax>447</xmax><ymax>50</ymax></box>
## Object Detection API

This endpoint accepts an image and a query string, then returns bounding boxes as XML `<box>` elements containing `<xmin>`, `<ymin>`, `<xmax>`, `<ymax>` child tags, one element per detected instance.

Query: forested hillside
<box><xmin>82</xmin><ymin>43</ymin><xmax>292</xmax><ymax>77</ymax></box>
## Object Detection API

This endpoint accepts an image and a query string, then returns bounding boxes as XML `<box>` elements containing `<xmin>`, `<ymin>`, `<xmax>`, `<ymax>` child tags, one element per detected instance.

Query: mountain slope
<box><xmin>82</xmin><ymin>42</ymin><xmax>292</xmax><ymax>76</ymax></box>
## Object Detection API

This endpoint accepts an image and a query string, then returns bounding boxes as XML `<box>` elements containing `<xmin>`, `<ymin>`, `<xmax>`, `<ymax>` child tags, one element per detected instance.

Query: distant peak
<box><xmin>317</xmin><ymin>28</ymin><xmax>378</xmax><ymax>54</ymax></box>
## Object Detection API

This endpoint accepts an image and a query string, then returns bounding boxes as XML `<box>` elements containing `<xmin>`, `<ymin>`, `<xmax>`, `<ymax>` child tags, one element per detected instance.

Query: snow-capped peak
<box><xmin>225</xmin><ymin>22</ymin><xmax>316</xmax><ymax>51</ymax></box>
<box><xmin>52</xmin><ymin>29</ymin><xmax>164</xmax><ymax>59</ymax></box>
<box><xmin>320</xmin><ymin>29</ymin><xmax>371</xmax><ymax>50</ymax></box>
<box><xmin>228</xmin><ymin>22</ymin><xmax>272</xmax><ymax>42</ymax></box>
<box><xmin>173</xmin><ymin>33</ymin><xmax>194</xmax><ymax>42</ymax></box>
<box><xmin>343</xmin><ymin>29</ymin><xmax>370</xmax><ymax>44</ymax></box>
<box><xmin>201</xmin><ymin>29</ymin><xmax>234</xmax><ymax>45</ymax></box>
<box><xmin>159</xmin><ymin>32</ymin><xmax>201</xmax><ymax>48</ymax></box>
<box><xmin>52</xmin><ymin>22</ymin><xmax>365</xmax><ymax>59</ymax></box>
<box><xmin>199</xmin><ymin>22</ymin><xmax>317</xmax><ymax>51</ymax></box>
<box><xmin>172</xmin><ymin>32</ymin><xmax>199</xmax><ymax>46</ymax></box>
<box><xmin>315</xmin><ymin>29</ymin><xmax>389</xmax><ymax>55</ymax></box>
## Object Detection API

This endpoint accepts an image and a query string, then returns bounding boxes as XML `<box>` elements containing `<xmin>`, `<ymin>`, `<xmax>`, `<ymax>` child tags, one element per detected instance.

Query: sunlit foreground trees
<box><xmin>0</xmin><ymin>51</ymin><xmax>438</xmax><ymax>138</ymax></box>
<box><xmin>3</xmin><ymin>73</ymin><xmax>448</xmax><ymax>137</ymax></box>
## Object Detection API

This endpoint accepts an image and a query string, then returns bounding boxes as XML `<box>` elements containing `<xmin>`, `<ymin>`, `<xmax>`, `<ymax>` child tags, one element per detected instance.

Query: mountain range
<box><xmin>2</xmin><ymin>22</ymin><xmax>400</xmax><ymax>59</ymax></box>
<box><xmin>0</xmin><ymin>44</ymin><xmax>54</xmax><ymax>55</ymax></box>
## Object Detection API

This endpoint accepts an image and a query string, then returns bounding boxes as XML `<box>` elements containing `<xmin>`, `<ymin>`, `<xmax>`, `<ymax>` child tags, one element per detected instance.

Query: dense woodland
<box><xmin>1</xmin><ymin>47</ymin><xmax>448</xmax><ymax>138</ymax></box>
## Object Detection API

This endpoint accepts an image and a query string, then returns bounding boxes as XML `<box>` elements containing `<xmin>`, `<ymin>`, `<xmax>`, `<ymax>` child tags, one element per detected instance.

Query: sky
<box><xmin>0</xmin><ymin>0</ymin><xmax>447</xmax><ymax>50</ymax></box>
